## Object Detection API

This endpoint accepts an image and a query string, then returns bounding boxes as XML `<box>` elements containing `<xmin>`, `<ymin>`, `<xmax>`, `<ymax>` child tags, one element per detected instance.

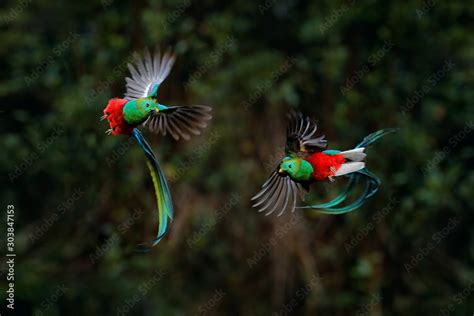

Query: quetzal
<box><xmin>251</xmin><ymin>112</ymin><xmax>396</xmax><ymax>216</ymax></box>
<box><xmin>102</xmin><ymin>48</ymin><xmax>212</xmax><ymax>247</ymax></box>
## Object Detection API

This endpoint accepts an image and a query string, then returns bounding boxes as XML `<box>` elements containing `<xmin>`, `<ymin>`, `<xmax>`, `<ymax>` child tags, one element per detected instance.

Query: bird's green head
<box><xmin>123</xmin><ymin>98</ymin><xmax>160</xmax><ymax>125</ymax></box>
<box><xmin>278</xmin><ymin>157</ymin><xmax>313</xmax><ymax>182</ymax></box>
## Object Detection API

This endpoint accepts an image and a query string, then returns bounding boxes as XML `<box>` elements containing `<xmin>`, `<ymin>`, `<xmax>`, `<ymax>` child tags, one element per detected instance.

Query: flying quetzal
<box><xmin>251</xmin><ymin>112</ymin><xmax>396</xmax><ymax>215</ymax></box>
<box><xmin>102</xmin><ymin>48</ymin><xmax>212</xmax><ymax>247</ymax></box>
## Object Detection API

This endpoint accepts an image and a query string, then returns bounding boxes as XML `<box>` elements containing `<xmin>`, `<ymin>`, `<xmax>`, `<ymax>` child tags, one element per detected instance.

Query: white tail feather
<box><xmin>335</xmin><ymin>162</ymin><xmax>365</xmax><ymax>176</ymax></box>
<box><xmin>340</xmin><ymin>148</ymin><xmax>366</xmax><ymax>162</ymax></box>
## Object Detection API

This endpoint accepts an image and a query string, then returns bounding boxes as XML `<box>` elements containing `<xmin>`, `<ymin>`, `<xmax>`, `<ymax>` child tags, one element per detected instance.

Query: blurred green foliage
<box><xmin>0</xmin><ymin>0</ymin><xmax>473</xmax><ymax>315</ymax></box>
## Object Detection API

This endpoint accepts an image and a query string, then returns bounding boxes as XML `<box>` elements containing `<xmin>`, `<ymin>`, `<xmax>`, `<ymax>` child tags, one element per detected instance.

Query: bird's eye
<box><xmin>146</xmin><ymin>104</ymin><xmax>149</xmax><ymax>107</ymax></box>
<box><xmin>288</xmin><ymin>165</ymin><xmax>292</xmax><ymax>169</ymax></box>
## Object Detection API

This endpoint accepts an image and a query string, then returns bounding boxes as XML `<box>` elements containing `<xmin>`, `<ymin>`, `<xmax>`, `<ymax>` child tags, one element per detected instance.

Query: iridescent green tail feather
<box><xmin>298</xmin><ymin>170</ymin><xmax>379</xmax><ymax>214</ymax></box>
<box><xmin>132</xmin><ymin>128</ymin><xmax>173</xmax><ymax>248</ymax></box>
<box><xmin>356</xmin><ymin>128</ymin><xmax>399</xmax><ymax>149</ymax></box>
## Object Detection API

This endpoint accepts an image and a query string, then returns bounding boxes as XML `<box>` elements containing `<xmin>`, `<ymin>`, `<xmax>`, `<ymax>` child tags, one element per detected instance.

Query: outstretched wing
<box><xmin>143</xmin><ymin>105</ymin><xmax>212</xmax><ymax>141</ymax></box>
<box><xmin>285</xmin><ymin>111</ymin><xmax>327</xmax><ymax>157</ymax></box>
<box><xmin>124</xmin><ymin>48</ymin><xmax>176</xmax><ymax>100</ymax></box>
<box><xmin>251</xmin><ymin>111</ymin><xmax>324</xmax><ymax>215</ymax></box>
<box><xmin>251</xmin><ymin>171</ymin><xmax>307</xmax><ymax>216</ymax></box>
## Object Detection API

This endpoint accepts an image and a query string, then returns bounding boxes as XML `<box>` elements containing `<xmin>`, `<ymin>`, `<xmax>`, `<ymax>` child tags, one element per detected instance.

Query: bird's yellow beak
<box><xmin>278</xmin><ymin>168</ymin><xmax>284</xmax><ymax>174</ymax></box>
<box><xmin>154</xmin><ymin>108</ymin><xmax>159</xmax><ymax>113</ymax></box>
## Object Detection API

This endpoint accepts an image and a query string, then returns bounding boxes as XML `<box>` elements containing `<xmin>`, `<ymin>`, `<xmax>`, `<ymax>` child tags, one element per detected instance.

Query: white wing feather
<box><xmin>124</xmin><ymin>48</ymin><xmax>176</xmax><ymax>100</ymax></box>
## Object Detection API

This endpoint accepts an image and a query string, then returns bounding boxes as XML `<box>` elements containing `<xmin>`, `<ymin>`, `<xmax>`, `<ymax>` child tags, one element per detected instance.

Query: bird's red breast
<box><xmin>103</xmin><ymin>98</ymin><xmax>134</xmax><ymax>135</ymax></box>
<box><xmin>305</xmin><ymin>152</ymin><xmax>346</xmax><ymax>181</ymax></box>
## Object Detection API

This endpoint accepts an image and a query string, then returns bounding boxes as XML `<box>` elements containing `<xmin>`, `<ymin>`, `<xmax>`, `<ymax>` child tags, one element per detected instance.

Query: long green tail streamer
<box><xmin>132</xmin><ymin>128</ymin><xmax>173</xmax><ymax>248</ymax></box>
<box><xmin>356</xmin><ymin>128</ymin><xmax>399</xmax><ymax>149</ymax></box>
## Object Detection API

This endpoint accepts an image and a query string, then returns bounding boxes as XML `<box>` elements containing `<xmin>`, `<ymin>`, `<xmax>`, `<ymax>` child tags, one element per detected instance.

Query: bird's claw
<box><xmin>328</xmin><ymin>166</ymin><xmax>337</xmax><ymax>182</ymax></box>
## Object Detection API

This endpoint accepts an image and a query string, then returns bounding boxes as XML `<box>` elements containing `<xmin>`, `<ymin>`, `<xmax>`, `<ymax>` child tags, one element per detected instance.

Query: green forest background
<box><xmin>1</xmin><ymin>0</ymin><xmax>473</xmax><ymax>315</ymax></box>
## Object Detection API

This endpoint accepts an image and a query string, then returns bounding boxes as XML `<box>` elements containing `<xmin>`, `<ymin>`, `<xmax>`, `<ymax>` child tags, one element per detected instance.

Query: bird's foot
<box><xmin>328</xmin><ymin>166</ymin><xmax>337</xmax><ymax>182</ymax></box>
